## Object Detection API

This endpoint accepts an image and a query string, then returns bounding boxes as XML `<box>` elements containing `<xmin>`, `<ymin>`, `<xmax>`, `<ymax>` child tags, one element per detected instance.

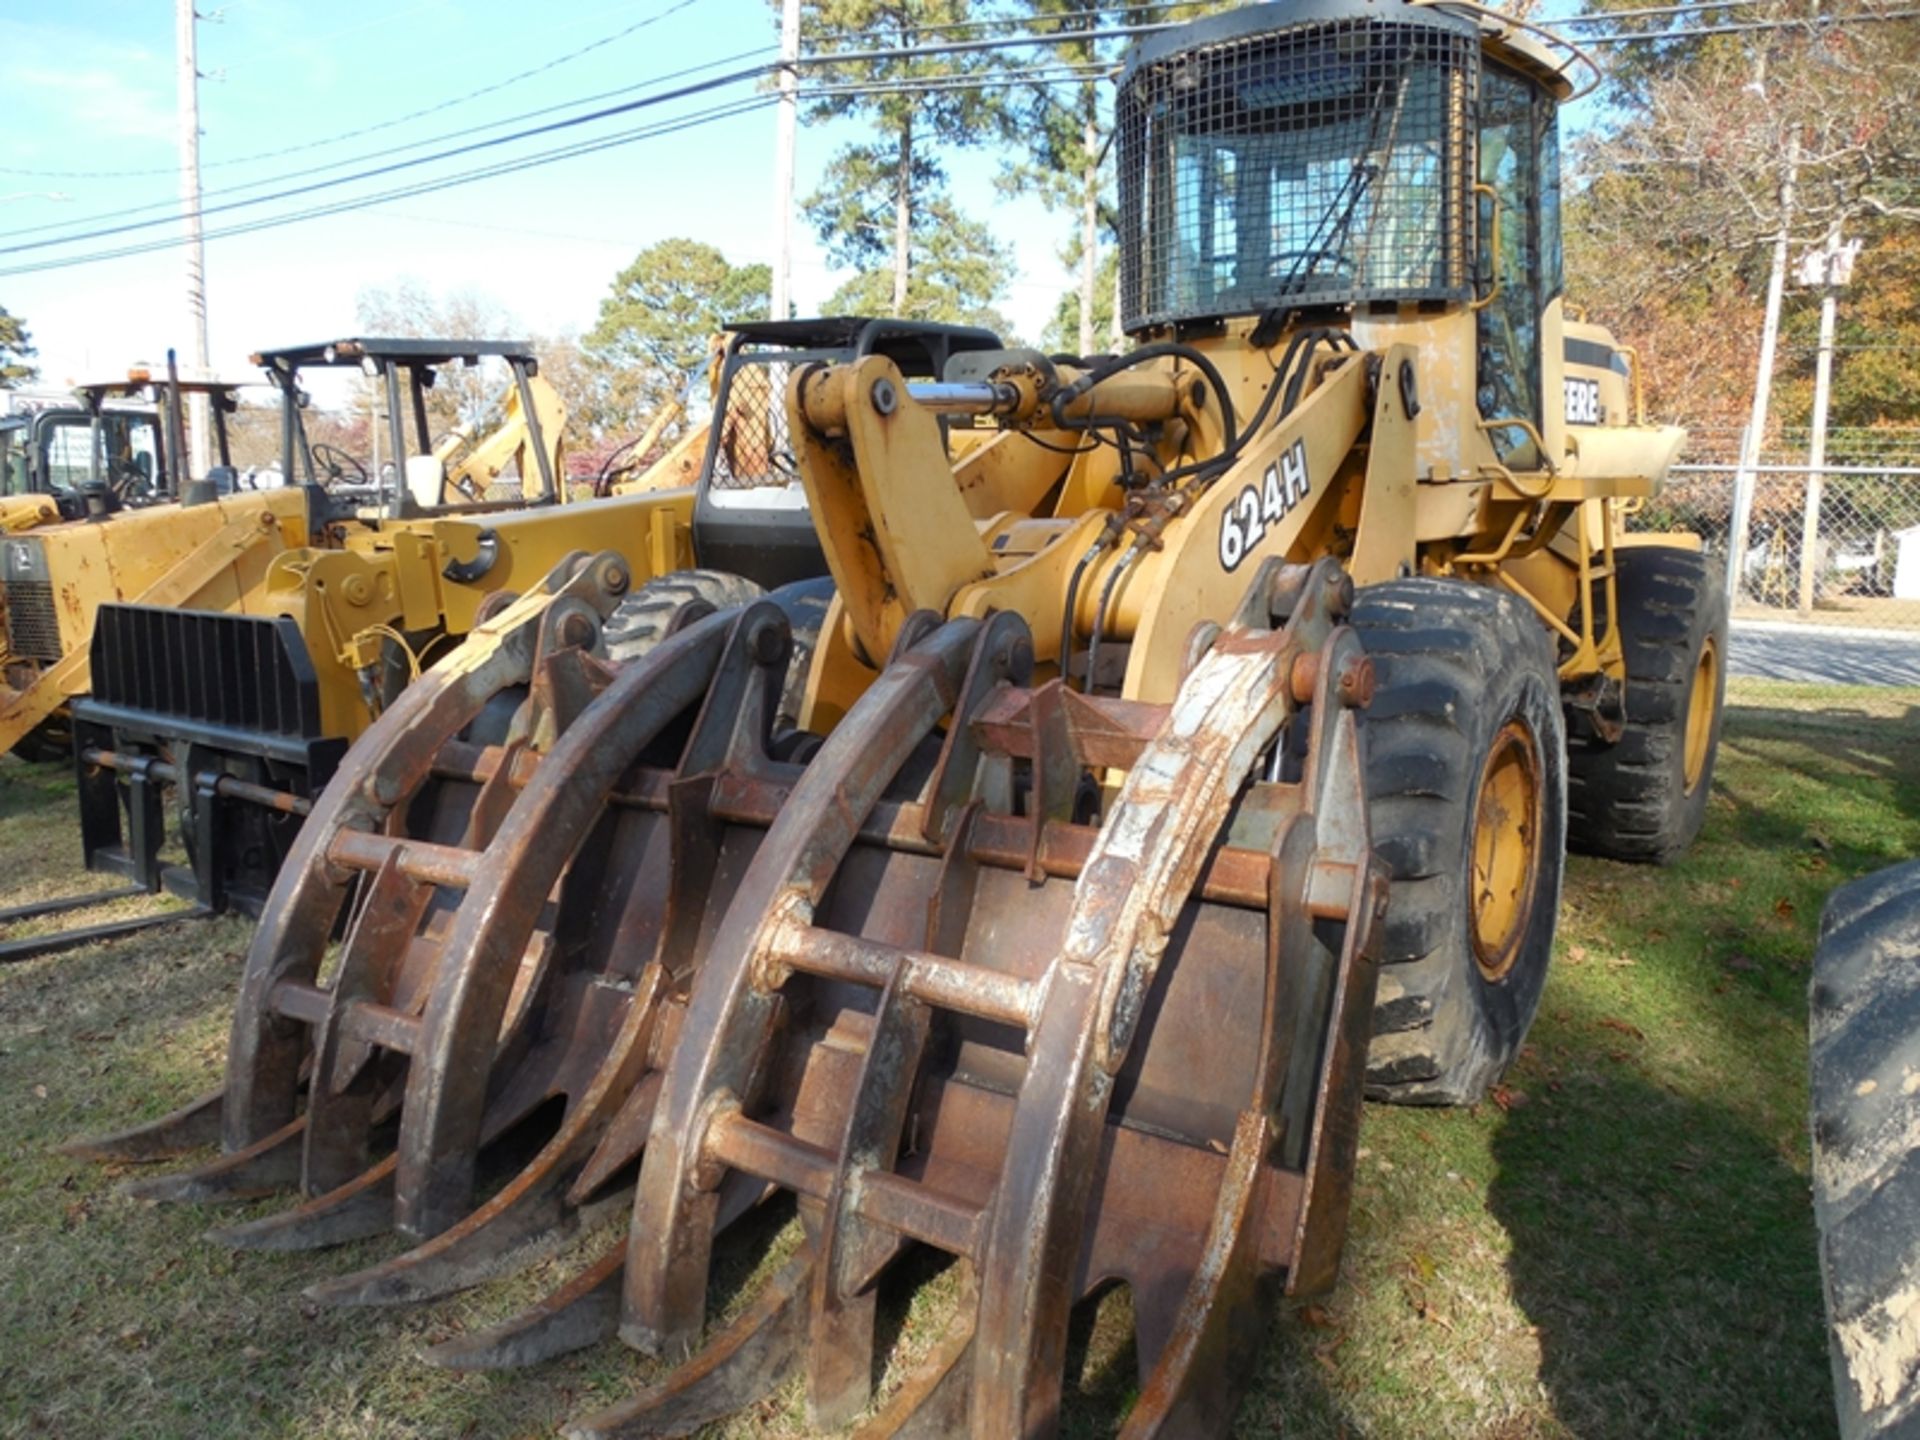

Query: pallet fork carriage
<box><xmin>69</xmin><ymin>1</ymin><xmax>1731</xmax><ymax>1433</ymax></box>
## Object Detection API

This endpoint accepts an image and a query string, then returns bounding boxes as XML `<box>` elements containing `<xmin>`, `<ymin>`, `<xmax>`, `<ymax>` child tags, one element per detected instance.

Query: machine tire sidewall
<box><xmin>1353</xmin><ymin>578</ymin><xmax>1568</xmax><ymax>1105</ymax></box>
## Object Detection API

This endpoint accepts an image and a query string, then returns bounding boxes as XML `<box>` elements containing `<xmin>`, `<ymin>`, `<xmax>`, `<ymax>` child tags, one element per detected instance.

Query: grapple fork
<box><xmin>520</xmin><ymin>557</ymin><xmax>1385</xmax><ymax>1438</ymax></box>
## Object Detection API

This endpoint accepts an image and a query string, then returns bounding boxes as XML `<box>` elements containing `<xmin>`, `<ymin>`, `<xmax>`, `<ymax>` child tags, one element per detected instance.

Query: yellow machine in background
<box><xmin>20</xmin><ymin>319</ymin><xmax>987</xmax><ymax>948</ymax></box>
<box><xmin>0</xmin><ymin>342</ymin><xmax>570</xmax><ymax>761</ymax></box>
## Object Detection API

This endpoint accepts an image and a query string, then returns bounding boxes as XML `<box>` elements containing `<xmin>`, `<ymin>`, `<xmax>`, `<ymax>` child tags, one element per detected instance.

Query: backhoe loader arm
<box><xmin>440</xmin><ymin>373</ymin><xmax>567</xmax><ymax>503</ymax></box>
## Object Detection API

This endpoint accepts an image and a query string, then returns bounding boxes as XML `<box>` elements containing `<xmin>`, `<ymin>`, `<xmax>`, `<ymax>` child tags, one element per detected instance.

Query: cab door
<box><xmin>1475</xmin><ymin>64</ymin><xmax>1563</xmax><ymax>470</ymax></box>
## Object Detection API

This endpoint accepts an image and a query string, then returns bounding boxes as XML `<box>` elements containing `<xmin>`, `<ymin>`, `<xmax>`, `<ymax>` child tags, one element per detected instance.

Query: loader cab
<box><xmin>1116</xmin><ymin>0</ymin><xmax>1579</xmax><ymax>475</ymax></box>
<box><xmin>67</xmin><ymin>372</ymin><xmax>246</xmax><ymax>510</ymax></box>
<box><xmin>2</xmin><ymin>403</ymin><xmax>161</xmax><ymax>519</ymax></box>
<box><xmin>691</xmin><ymin>317</ymin><xmax>1003</xmax><ymax>589</ymax></box>
<box><xmin>253</xmin><ymin>337</ymin><xmax>560</xmax><ymax>521</ymax></box>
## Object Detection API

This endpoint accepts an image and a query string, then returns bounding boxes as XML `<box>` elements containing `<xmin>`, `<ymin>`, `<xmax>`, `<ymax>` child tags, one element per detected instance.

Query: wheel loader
<box><xmin>70</xmin><ymin>2</ymin><xmax>1727</xmax><ymax>1435</ymax></box>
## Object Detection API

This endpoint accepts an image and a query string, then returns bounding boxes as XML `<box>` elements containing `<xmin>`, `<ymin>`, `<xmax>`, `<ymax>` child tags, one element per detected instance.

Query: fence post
<box><xmin>1726</xmin><ymin>423</ymin><xmax>1754</xmax><ymax>604</ymax></box>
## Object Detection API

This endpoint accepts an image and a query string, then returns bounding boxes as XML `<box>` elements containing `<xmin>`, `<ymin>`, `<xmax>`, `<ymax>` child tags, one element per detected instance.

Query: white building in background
<box><xmin>1894</xmin><ymin>525</ymin><xmax>1920</xmax><ymax>601</ymax></box>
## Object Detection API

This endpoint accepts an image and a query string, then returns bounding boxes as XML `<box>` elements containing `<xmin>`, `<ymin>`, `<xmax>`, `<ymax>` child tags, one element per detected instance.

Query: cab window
<box><xmin>1476</xmin><ymin>65</ymin><xmax>1562</xmax><ymax>466</ymax></box>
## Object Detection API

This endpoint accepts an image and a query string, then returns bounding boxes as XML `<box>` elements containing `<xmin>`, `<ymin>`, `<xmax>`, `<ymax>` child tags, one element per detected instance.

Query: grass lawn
<box><xmin>2</xmin><ymin>692</ymin><xmax>1917</xmax><ymax>1439</ymax></box>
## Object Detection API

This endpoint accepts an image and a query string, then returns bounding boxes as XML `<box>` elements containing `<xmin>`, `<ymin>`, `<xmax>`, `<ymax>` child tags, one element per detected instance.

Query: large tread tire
<box><xmin>1566</xmin><ymin>545</ymin><xmax>1728</xmax><ymax>864</ymax></box>
<box><xmin>1810</xmin><ymin>861</ymin><xmax>1920</xmax><ymax>1440</ymax></box>
<box><xmin>603</xmin><ymin>570</ymin><xmax>829</xmax><ymax>730</ymax></box>
<box><xmin>1350</xmin><ymin>579</ymin><xmax>1568</xmax><ymax>1106</ymax></box>
<box><xmin>602</xmin><ymin>570</ymin><xmax>766</xmax><ymax>666</ymax></box>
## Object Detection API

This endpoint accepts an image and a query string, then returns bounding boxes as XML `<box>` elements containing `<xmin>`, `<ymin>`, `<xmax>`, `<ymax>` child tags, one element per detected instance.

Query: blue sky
<box><xmin>0</xmin><ymin>0</ymin><xmax>1076</xmax><ymax>394</ymax></box>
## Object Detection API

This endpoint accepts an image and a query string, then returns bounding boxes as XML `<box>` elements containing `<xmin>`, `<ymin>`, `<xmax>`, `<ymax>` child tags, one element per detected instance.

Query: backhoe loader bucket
<box><xmin>385</xmin><ymin>557</ymin><xmax>1385</xmax><ymax>1437</ymax></box>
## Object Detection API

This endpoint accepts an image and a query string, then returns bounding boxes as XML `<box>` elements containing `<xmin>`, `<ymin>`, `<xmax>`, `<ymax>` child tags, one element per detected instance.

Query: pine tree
<box><xmin>795</xmin><ymin>0</ymin><xmax>1010</xmax><ymax>318</ymax></box>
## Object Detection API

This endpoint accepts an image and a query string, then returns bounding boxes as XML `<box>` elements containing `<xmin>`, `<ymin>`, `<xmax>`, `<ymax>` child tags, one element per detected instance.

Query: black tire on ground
<box><xmin>602</xmin><ymin>570</ymin><xmax>830</xmax><ymax>731</ymax></box>
<box><xmin>11</xmin><ymin>717</ymin><xmax>72</xmax><ymax>764</ymax></box>
<box><xmin>1349</xmin><ymin>579</ymin><xmax>1568</xmax><ymax>1106</ymax></box>
<box><xmin>1566</xmin><ymin>545</ymin><xmax>1728</xmax><ymax>864</ymax></box>
<box><xmin>1809</xmin><ymin>861</ymin><xmax>1920</xmax><ymax>1440</ymax></box>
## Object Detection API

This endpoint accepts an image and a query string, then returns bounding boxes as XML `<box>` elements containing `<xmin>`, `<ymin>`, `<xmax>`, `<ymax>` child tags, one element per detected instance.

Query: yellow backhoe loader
<box><xmin>74</xmin><ymin>4</ymin><xmax>1724</xmax><ymax>1435</ymax></box>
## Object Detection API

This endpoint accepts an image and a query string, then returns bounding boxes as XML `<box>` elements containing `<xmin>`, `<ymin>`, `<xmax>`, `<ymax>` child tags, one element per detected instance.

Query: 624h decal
<box><xmin>1219</xmin><ymin>439</ymin><xmax>1310</xmax><ymax>571</ymax></box>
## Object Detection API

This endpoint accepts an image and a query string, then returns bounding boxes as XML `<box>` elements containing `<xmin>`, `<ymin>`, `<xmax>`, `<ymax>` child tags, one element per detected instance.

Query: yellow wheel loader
<box><xmin>72</xmin><ymin>4</ymin><xmax>1725</xmax><ymax>1435</ymax></box>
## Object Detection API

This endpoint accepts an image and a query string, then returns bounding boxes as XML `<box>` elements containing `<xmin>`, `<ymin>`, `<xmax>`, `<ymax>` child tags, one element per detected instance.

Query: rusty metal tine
<box><xmin>567</xmin><ymin>1250</ymin><xmax>812</xmax><ymax>1440</ymax></box>
<box><xmin>969</xmin><ymin>614</ymin><xmax>1307</xmax><ymax>1434</ymax></box>
<box><xmin>305</xmin><ymin>967</ymin><xmax>671</xmax><ymax>1309</ymax></box>
<box><xmin>457</xmin><ymin>735</ymin><xmax>528</xmax><ymax>852</ymax></box>
<box><xmin>302</xmin><ymin>847</ymin><xmax>434</xmax><ymax>1197</ymax></box>
<box><xmin>59</xmin><ymin>1087</ymin><xmax>222</xmax><ymax>1161</ymax></box>
<box><xmin>806</xmin><ymin>965</ymin><xmax>932</xmax><ymax>1427</ymax></box>
<box><xmin>1119</xmin><ymin>1112</ymin><xmax>1273</xmax><ymax>1439</ymax></box>
<box><xmin>425</xmin><ymin>1240</ymin><xmax>627</xmax><ymax>1372</ymax></box>
<box><xmin>565</xmin><ymin>1073</ymin><xmax>666</xmax><ymax>1208</ymax></box>
<box><xmin>622</xmin><ymin>618</ymin><xmax>987</xmax><ymax>1362</ymax></box>
<box><xmin>849</xmin><ymin>1292</ymin><xmax>977</xmax><ymax>1440</ymax></box>
<box><xmin>207</xmin><ymin>1154</ymin><xmax>398</xmax><ymax>1252</ymax></box>
<box><xmin>427</xmin><ymin>1166</ymin><xmax>772</xmax><ymax>1373</ymax></box>
<box><xmin>116</xmin><ymin>1115</ymin><xmax>306</xmax><ymax>1203</ymax></box>
<box><xmin>221</xmin><ymin>612</ymin><xmax>550</xmax><ymax>1155</ymax></box>
<box><xmin>392</xmin><ymin>605</ymin><xmax>766</xmax><ymax>1243</ymax></box>
<box><xmin>804</xmin><ymin>626</ymin><xmax>1019</xmax><ymax>1427</ymax></box>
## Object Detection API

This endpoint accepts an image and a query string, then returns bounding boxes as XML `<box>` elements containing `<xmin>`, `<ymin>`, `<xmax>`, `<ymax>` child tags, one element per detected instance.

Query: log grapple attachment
<box><xmin>70</xmin><ymin>555</ymin><xmax>1381</xmax><ymax>1436</ymax></box>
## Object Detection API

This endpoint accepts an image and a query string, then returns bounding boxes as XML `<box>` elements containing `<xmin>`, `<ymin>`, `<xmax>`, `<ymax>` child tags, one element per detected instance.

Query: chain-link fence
<box><xmin>1630</xmin><ymin>423</ymin><xmax>1920</xmax><ymax>706</ymax></box>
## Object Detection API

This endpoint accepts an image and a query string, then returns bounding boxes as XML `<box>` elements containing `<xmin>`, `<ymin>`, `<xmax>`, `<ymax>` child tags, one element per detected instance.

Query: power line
<box><xmin>0</xmin><ymin>62</ymin><xmax>1116</xmax><ymax>280</ymax></box>
<box><xmin>0</xmin><ymin>0</ymin><xmax>712</xmax><ymax>181</ymax></box>
<box><xmin>0</xmin><ymin>94</ymin><xmax>780</xmax><ymax>279</ymax></box>
<box><xmin>2</xmin><ymin>28</ymin><xmax>1167</xmax><ymax>259</ymax></box>
<box><xmin>1581</xmin><ymin>4</ymin><xmax>1920</xmax><ymax>40</ymax></box>
<box><xmin>1560</xmin><ymin>0</ymin><xmax>1797</xmax><ymax>25</ymax></box>
<box><xmin>0</xmin><ymin>43</ymin><xmax>776</xmax><ymax>243</ymax></box>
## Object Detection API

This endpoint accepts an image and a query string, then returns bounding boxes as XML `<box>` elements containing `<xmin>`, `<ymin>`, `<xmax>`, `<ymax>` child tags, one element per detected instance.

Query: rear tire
<box><xmin>602</xmin><ymin>570</ymin><xmax>766</xmax><ymax>666</ymax></box>
<box><xmin>1566</xmin><ymin>545</ymin><xmax>1728</xmax><ymax>864</ymax></box>
<box><xmin>604</xmin><ymin>570</ymin><xmax>829</xmax><ymax>730</ymax></box>
<box><xmin>1809</xmin><ymin>861</ymin><xmax>1920</xmax><ymax>1440</ymax></box>
<box><xmin>1350</xmin><ymin>579</ymin><xmax>1567</xmax><ymax>1106</ymax></box>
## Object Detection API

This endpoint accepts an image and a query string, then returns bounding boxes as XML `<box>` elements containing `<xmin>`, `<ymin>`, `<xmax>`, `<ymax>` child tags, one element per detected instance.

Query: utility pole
<box><xmin>177</xmin><ymin>0</ymin><xmax>212</xmax><ymax>478</ymax></box>
<box><xmin>1796</xmin><ymin>223</ymin><xmax>1860</xmax><ymax>615</ymax></box>
<box><xmin>1724</xmin><ymin>137</ymin><xmax>1796</xmax><ymax>606</ymax></box>
<box><xmin>770</xmin><ymin>0</ymin><xmax>801</xmax><ymax>323</ymax></box>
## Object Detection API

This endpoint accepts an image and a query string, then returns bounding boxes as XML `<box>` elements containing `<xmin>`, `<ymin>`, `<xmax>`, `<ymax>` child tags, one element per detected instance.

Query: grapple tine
<box><xmin>206</xmin><ymin>1155</ymin><xmax>397</xmax><ymax>1252</ymax></box>
<box><xmin>622</xmin><ymin>613</ymin><xmax>996</xmax><ymax>1362</ymax></box>
<box><xmin>305</xmin><ymin>973</ymin><xmax>671</xmax><ymax>1308</ymax></box>
<box><xmin>424</xmin><ymin>1164</ymin><xmax>773</xmax><ymax>1372</ymax></box>
<box><xmin>392</xmin><ymin>603</ymin><xmax>776</xmax><ymax>1241</ymax></box>
<box><xmin>59</xmin><ymin>1087</ymin><xmax>222</xmax><ymax>1162</ymax></box>
<box><xmin>565</xmin><ymin>1250</ymin><xmax>811</xmax><ymax>1440</ymax></box>
<box><xmin>423</xmin><ymin>1241</ymin><xmax>627</xmax><ymax>1372</ymax></box>
<box><xmin>117</xmin><ymin>1115</ymin><xmax>306</xmax><ymax>1203</ymax></box>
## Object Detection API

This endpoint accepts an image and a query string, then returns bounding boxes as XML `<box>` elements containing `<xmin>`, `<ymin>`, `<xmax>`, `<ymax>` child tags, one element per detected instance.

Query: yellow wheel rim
<box><xmin>1683</xmin><ymin>635</ymin><xmax>1719</xmax><ymax>794</ymax></box>
<box><xmin>1471</xmin><ymin>719</ymin><xmax>1544</xmax><ymax>984</ymax></box>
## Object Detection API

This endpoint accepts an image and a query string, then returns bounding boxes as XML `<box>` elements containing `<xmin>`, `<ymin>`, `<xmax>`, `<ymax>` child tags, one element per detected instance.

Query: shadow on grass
<box><xmin>1489</xmin><ymin>1065</ymin><xmax>1833</xmax><ymax>1439</ymax></box>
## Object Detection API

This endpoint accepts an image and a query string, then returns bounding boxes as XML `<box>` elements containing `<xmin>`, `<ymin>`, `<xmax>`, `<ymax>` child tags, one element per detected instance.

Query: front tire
<box><xmin>1809</xmin><ymin>862</ymin><xmax>1920</xmax><ymax>1440</ymax></box>
<box><xmin>1567</xmin><ymin>545</ymin><xmax>1728</xmax><ymax>864</ymax></box>
<box><xmin>1351</xmin><ymin>579</ymin><xmax>1568</xmax><ymax>1106</ymax></box>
